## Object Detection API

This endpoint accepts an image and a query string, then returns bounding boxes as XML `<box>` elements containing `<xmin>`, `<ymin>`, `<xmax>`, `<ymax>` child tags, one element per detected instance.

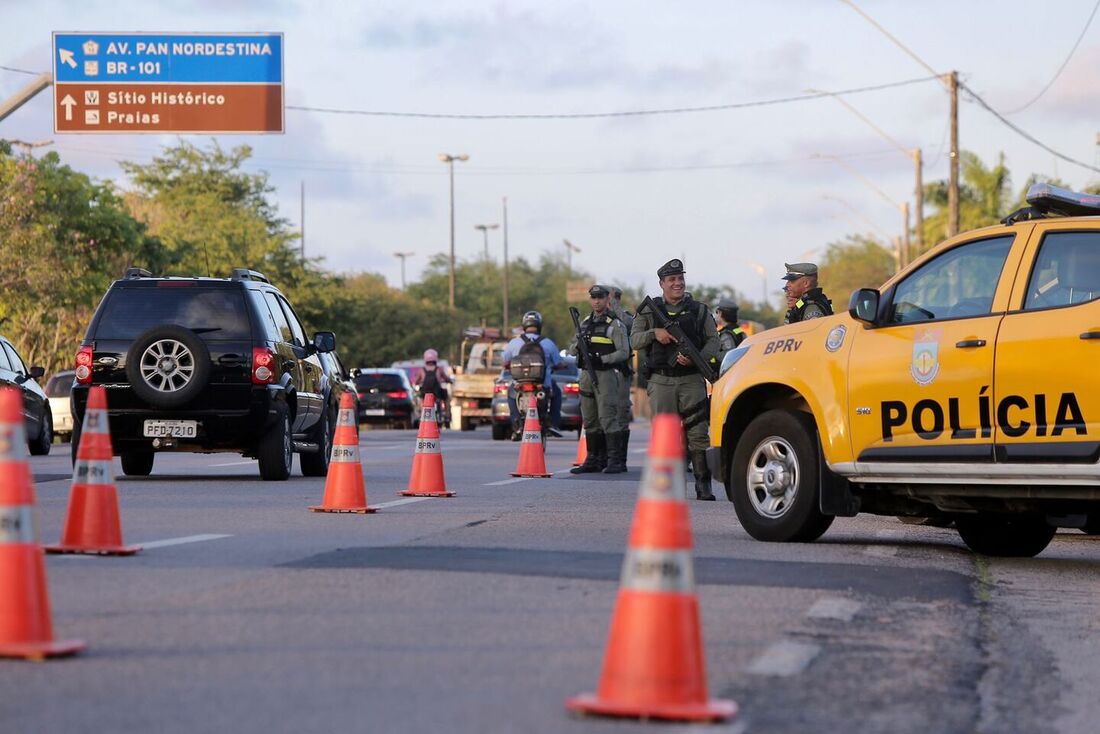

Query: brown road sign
<box><xmin>54</xmin><ymin>83</ymin><xmax>283</xmax><ymax>133</ymax></box>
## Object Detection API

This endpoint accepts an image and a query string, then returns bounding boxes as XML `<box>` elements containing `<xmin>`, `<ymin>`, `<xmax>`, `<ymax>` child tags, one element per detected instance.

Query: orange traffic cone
<box><xmin>310</xmin><ymin>392</ymin><xmax>375</xmax><ymax>514</ymax></box>
<box><xmin>0</xmin><ymin>387</ymin><xmax>86</xmax><ymax>660</ymax></box>
<box><xmin>573</xmin><ymin>425</ymin><xmax>588</xmax><ymax>467</ymax></box>
<box><xmin>567</xmin><ymin>414</ymin><xmax>737</xmax><ymax>722</ymax></box>
<box><xmin>511</xmin><ymin>400</ymin><xmax>551</xmax><ymax>478</ymax></box>
<box><xmin>401</xmin><ymin>394</ymin><xmax>454</xmax><ymax>497</ymax></box>
<box><xmin>46</xmin><ymin>386</ymin><xmax>141</xmax><ymax>556</ymax></box>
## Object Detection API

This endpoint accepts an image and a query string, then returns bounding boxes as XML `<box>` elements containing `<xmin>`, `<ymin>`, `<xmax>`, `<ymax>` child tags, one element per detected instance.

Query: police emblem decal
<box><xmin>910</xmin><ymin>330</ymin><xmax>941</xmax><ymax>386</ymax></box>
<box><xmin>825</xmin><ymin>325</ymin><xmax>847</xmax><ymax>352</ymax></box>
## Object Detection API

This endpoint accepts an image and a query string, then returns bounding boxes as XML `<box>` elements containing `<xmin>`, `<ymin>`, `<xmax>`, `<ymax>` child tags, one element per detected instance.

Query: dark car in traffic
<box><xmin>354</xmin><ymin>368</ymin><xmax>418</xmax><ymax>429</ymax></box>
<box><xmin>0</xmin><ymin>335</ymin><xmax>52</xmax><ymax>455</ymax></box>
<box><xmin>71</xmin><ymin>267</ymin><xmax>337</xmax><ymax>480</ymax></box>
<box><xmin>491</xmin><ymin>362</ymin><xmax>582</xmax><ymax>440</ymax></box>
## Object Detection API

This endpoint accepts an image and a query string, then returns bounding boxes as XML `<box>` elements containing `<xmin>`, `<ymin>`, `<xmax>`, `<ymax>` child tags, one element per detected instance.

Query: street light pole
<box><xmin>438</xmin><ymin>153</ymin><xmax>469</xmax><ymax>309</ymax></box>
<box><xmin>562</xmin><ymin>239</ymin><xmax>581</xmax><ymax>276</ymax></box>
<box><xmin>393</xmin><ymin>251</ymin><xmax>414</xmax><ymax>291</ymax></box>
<box><xmin>502</xmin><ymin>197</ymin><xmax>510</xmax><ymax>332</ymax></box>
<box><xmin>474</xmin><ymin>223</ymin><xmax>499</xmax><ymax>259</ymax></box>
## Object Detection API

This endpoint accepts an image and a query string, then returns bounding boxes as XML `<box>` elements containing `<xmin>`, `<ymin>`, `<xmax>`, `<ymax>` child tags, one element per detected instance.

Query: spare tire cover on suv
<box><xmin>126</xmin><ymin>325</ymin><xmax>212</xmax><ymax>408</ymax></box>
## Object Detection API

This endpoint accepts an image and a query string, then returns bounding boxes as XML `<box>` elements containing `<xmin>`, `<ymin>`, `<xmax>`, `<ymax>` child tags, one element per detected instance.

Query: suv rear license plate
<box><xmin>143</xmin><ymin>420</ymin><xmax>198</xmax><ymax>438</ymax></box>
<box><xmin>364</xmin><ymin>409</ymin><xmax>386</xmax><ymax>416</ymax></box>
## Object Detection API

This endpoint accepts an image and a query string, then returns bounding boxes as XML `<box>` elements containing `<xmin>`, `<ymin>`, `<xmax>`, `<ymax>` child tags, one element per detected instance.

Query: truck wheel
<box><xmin>461</xmin><ymin>418</ymin><xmax>474</xmax><ymax>431</ymax></box>
<box><xmin>257</xmin><ymin>407</ymin><xmax>292</xmax><ymax>481</ymax></box>
<box><xmin>730</xmin><ymin>409</ymin><xmax>834</xmax><ymax>542</ymax></box>
<box><xmin>955</xmin><ymin>513</ymin><xmax>1055</xmax><ymax>557</ymax></box>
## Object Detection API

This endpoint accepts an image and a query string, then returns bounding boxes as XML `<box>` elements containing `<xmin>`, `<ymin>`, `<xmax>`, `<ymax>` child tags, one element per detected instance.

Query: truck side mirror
<box><xmin>849</xmin><ymin>288</ymin><xmax>880</xmax><ymax>325</ymax></box>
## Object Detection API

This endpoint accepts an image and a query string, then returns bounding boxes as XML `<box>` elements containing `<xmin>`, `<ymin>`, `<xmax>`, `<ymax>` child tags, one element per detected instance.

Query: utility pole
<box><xmin>393</xmin><ymin>251</ymin><xmax>414</xmax><ymax>290</ymax></box>
<box><xmin>562</xmin><ymin>239</ymin><xmax>581</xmax><ymax>275</ymax></box>
<box><xmin>474</xmin><ymin>223</ymin><xmax>499</xmax><ymax>259</ymax></box>
<box><xmin>902</xmin><ymin>201</ymin><xmax>911</xmax><ymax>267</ymax></box>
<box><xmin>438</xmin><ymin>153</ymin><xmax>469</xmax><ymax>309</ymax></box>
<box><xmin>913</xmin><ymin>148</ymin><xmax>924</xmax><ymax>253</ymax></box>
<box><xmin>0</xmin><ymin>72</ymin><xmax>52</xmax><ymax>125</ymax></box>
<box><xmin>948</xmin><ymin>71</ymin><xmax>960</xmax><ymax>238</ymax></box>
<box><xmin>300</xmin><ymin>180</ymin><xmax>305</xmax><ymax>262</ymax></box>
<box><xmin>502</xmin><ymin>197</ymin><xmax>510</xmax><ymax>332</ymax></box>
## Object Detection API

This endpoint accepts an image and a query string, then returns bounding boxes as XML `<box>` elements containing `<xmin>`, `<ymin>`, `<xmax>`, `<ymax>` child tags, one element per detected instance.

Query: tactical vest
<box><xmin>582</xmin><ymin>313</ymin><xmax>618</xmax><ymax>369</ymax></box>
<box><xmin>784</xmin><ymin>288</ymin><xmax>833</xmax><ymax>324</ymax></box>
<box><xmin>648</xmin><ymin>297</ymin><xmax>706</xmax><ymax>376</ymax></box>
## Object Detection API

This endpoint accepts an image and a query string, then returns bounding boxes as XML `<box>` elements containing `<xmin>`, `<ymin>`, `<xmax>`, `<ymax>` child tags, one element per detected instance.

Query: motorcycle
<box><xmin>510</xmin><ymin>377</ymin><xmax>550</xmax><ymax>445</ymax></box>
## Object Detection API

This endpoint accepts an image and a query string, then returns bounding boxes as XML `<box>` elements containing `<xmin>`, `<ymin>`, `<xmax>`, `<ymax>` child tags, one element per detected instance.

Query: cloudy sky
<box><xmin>2</xmin><ymin>0</ymin><xmax>1099</xmax><ymax>304</ymax></box>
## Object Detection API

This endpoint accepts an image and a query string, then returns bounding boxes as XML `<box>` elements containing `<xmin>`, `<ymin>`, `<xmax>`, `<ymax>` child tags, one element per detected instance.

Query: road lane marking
<box><xmin>210</xmin><ymin>460</ymin><xmax>254</xmax><ymax>467</ymax></box>
<box><xmin>371</xmin><ymin>497</ymin><xmax>432</xmax><ymax>510</ymax></box>
<box><xmin>806</xmin><ymin>597</ymin><xmax>862</xmax><ymax>622</ymax></box>
<box><xmin>485</xmin><ymin>478</ymin><xmax>530</xmax><ymax>486</ymax></box>
<box><xmin>138</xmin><ymin>534</ymin><xmax>233</xmax><ymax>549</ymax></box>
<box><xmin>746</xmin><ymin>640</ymin><xmax>821</xmax><ymax>676</ymax></box>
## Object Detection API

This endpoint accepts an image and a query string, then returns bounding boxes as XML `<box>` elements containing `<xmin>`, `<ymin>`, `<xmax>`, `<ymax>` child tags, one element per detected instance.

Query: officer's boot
<box><xmin>602</xmin><ymin>432</ymin><xmax>627</xmax><ymax>474</ymax></box>
<box><xmin>691</xmin><ymin>450</ymin><xmax>716</xmax><ymax>501</ymax></box>
<box><xmin>570</xmin><ymin>431</ymin><xmax>607</xmax><ymax>474</ymax></box>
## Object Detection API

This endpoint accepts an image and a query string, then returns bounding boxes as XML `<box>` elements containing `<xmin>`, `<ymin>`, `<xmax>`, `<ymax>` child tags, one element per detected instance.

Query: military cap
<box><xmin>588</xmin><ymin>284</ymin><xmax>610</xmax><ymax>297</ymax></box>
<box><xmin>716</xmin><ymin>297</ymin><xmax>739</xmax><ymax>312</ymax></box>
<box><xmin>781</xmin><ymin>262</ymin><xmax>818</xmax><ymax>280</ymax></box>
<box><xmin>657</xmin><ymin>259</ymin><xmax>685</xmax><ymax>278</ymax></box>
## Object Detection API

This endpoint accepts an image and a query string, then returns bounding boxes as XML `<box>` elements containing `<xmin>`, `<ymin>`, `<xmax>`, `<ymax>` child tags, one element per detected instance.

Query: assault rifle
<box><xmin>569</xmin><ymin>306</ymin><xmax>599</xmax><ymax>388</ymax></box>
<box><xmin>638</xmin><ymin>296</ymin><xmax>718</xmax><ymax>383</ymax></box>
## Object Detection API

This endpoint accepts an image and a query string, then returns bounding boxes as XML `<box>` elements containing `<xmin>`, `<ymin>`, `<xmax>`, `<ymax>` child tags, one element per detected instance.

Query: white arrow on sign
<box><xmin>60</xmin><ymin>94</ymin><xmax>76</xmax><ymax>121</ymax></box>
<box><xmin>58</xmin><ymin>48</ymin><xmax>77</xmax><ymax>68</ymax></box>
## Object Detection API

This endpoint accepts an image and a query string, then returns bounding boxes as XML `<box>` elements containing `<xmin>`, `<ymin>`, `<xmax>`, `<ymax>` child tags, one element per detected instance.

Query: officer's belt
<box><xmin>651</xmin><ymin>367</ymin><xmax>699</xmax><ymax>377</ymax></box>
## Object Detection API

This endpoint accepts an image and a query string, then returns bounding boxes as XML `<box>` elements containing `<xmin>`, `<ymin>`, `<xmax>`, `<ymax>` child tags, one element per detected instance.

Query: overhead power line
<box><xmin>286</xmin><ymin>76</ymin><xmax>940</xmax><ymax>120</ymax></box>
<box><xmin>1004</xmin><ymin>0</ymin><xmax>1100</xmax><ymax>114</ymax></box>
<box><xmin>960</xmin><ymin>81</ymin><xmax>1100</xmax><ymax>174</ymax></box>
<box><xmin>0</xmin><ymin>64</ymin><xmax>39</xmax><ymax>76</ymax></box>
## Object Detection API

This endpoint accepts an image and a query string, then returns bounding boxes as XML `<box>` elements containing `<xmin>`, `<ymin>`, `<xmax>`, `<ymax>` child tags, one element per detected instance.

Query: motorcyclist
<box><xmin>412</xmin><ymin>349</ymin><xmax>451</xmax><ymax>424</ymax></box>
<box><xmin>501</xmin><ymin>311</ymin><xmax>565</xmax><ymax>439</ymax></box>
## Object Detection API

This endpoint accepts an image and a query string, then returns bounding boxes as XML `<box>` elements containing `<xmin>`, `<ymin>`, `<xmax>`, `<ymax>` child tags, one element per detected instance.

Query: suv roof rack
<box><xmin>124</xmin><ymin>267</ymin><xmax>153</xmax><ymax>279</ymax></box>
<box><xmin>231</xmin><ymin>268</ymin><xmax>271</xmax><ymax>284</ymax></box>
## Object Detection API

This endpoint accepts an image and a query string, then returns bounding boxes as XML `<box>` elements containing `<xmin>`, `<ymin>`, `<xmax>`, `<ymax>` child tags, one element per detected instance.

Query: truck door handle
<box><xmin>1080</xmin><ymin>331</ymin><xmax>1100</xmax><ymax>340</ymax></box>
<box><xmin>955</xmin><ymin>339</ymin><xmax>986</xmax><ymax>348</ymax></box>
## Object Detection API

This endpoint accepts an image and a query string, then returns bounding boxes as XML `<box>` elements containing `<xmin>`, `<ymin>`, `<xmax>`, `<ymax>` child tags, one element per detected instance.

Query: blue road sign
<box><xmin>52</xmin><ymin>33</ymin><xmax>283</xmax><ymax>84</ymax></box>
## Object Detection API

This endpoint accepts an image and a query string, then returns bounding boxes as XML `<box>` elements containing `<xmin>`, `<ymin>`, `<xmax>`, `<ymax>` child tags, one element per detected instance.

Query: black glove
<box><xmin>589</xmin><ymin>353</ymin><xmax>603</xmax><ymax>368</ymax></box>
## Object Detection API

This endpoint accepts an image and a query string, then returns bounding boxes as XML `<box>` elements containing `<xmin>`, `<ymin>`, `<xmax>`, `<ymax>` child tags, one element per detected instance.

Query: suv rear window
<box><xmin>354</xmin><ymin>373</ymin><xmax>406</xmax><ymax>391</ymax></box>
<box><xmin>94</xmin><ymin>287</ymin><xmax>251</xmax><ymax>340</ymax></box>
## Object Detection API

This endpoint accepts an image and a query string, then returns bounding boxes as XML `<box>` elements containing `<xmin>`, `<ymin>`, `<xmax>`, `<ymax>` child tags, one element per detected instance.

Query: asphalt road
<box><xmin>3</xmin><ymin>422</ymin><xmax>1099</xmax><ymax>734</ymax></box>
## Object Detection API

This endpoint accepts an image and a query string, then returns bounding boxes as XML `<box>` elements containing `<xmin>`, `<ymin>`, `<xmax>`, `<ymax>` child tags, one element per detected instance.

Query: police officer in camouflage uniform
<box><xmin>569</xmin><ymin>285</ymin><xmax>632</xmax><ymax>474</ymax></box>
<box><xmin>782</xmin><ymin>262</ymin><xmax>833</xmax><ymax>324</ymax></box>
<box><xmin>630</xmin><ymin>259</ymin><xmax>720</xmax><ymax>500</ymax></box>
<box><xmin>605</xmin><ymin>285</ymin><xmax>635</xmax><ymax>461</ymax></box>
<box><xmin>715</xmin><ymin>297</ymin><xmax>746</xmax><ymax>361</ymax></box>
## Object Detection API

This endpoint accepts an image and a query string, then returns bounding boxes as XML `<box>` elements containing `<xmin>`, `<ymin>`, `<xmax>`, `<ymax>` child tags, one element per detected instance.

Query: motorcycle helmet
<box><xmin>521</xmin><ymin>310</ymin><xmax>543</xmax><ymax>331</ymax></box>
<box><xmin>423</xmin><ymin>348</ymin><xmax>439</xmax><ymax>363</ymax></box>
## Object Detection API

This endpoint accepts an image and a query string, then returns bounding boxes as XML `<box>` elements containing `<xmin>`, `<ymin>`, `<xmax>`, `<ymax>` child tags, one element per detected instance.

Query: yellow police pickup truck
<box><xmin>708</xmin><ymin>183</ymin><xmax>1100</xmax><ymax>557</ymax></box>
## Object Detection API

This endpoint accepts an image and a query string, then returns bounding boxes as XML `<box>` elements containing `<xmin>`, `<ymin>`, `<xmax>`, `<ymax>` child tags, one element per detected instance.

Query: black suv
<box><xmin>71</xmin><ymin>268</ymin><xmax>337</xmax><ymax>480</ymax></box>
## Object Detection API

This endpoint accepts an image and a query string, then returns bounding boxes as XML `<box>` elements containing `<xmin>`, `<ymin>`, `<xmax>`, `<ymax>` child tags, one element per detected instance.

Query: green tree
<box><xmin>920</xmin><ymin>151</ymin><xmax>1012</xmax><ymax>253</ymax></box>
<box><xmin>121</xmin><ymin>140</ymin><xmax>299</xmax><ymax>277</ymax></box>
<box><xmin>818</xmin><ymin>234</ymin><xmax>897</xmax><ymax>303</ymax></box>
<box><xmin>0</xmin><ymin>143</ymin><xmax>155</xmax><ymax>374</ymax></box>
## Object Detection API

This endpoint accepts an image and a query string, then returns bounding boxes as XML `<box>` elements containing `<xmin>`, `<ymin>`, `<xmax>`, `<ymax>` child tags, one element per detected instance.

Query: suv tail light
<box><xmin>494</xmin><ymin>383</ymin><xmax>508</xmax><ymax>395</ymax></box>
<box><xmin>252</xmin><ymin>347</ymin><xmax>276</xmax><ymax>384</ymax></box>
<box><xmin>386</xmin><ymin>390</ymin><xmax>408</xmax><ymax>400</ymax></box>
<box><xmin>564</xmin><ymin>382</ymin><xmax>580</xmax><ymax>395</ymax></box>
<box><xmin>75</xmin><ymin>346</ymin><xmax>94</xmax><ymax>384</ymax></box>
